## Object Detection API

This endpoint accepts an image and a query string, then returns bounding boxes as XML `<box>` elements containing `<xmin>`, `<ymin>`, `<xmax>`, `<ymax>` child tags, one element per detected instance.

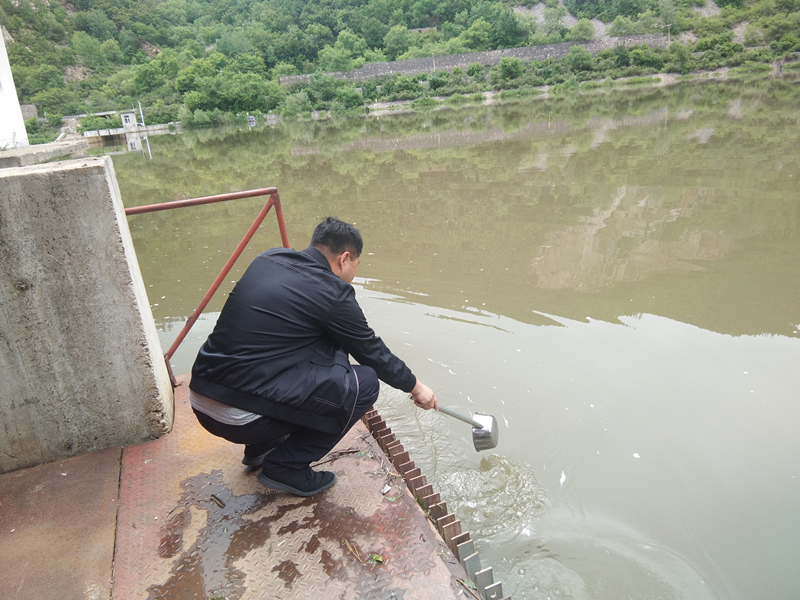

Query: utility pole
<box><xmin>667</xmin><ymin>24</ymin><xmax>672</xmax><ymax>46</ymax></box>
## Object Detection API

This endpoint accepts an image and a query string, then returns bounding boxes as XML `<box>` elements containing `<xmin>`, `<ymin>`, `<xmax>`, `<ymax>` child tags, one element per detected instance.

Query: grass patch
<box><xmin>445</xmin><ymin>94</ymin><xmax>474</xmax><ymax>105</ymax></box>
<box><xmin>784</xmin><ymin>61</ymin><xmax>800</xmax><ymax>71</ymax></box>
<box><xmin>616</xmin><ymin>76</ymin><xmax>660</xmax><ymax>87</ymax></box>
<box><xmin>497</xmin><ymin>87</ymin><xmax>545</xmax><ymax>99</ymax></box>
<box><xmin>411</xmin><ymin>97</ymin><xmax>442</xmax><ymax>111</ymax></box>
<box><xmin>580</xmin><ymin>80</ymin><xmax>607</xmax><ymax>89</ymax></box>
<box><xmin>729</xmin><ymin>62</ymin><xmax>773</xmax><ymax>75</ymax></box>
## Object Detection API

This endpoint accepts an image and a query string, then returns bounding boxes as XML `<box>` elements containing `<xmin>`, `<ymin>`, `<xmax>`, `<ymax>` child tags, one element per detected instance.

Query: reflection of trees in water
<box><xmin>115</xmin><ymin>77</ymin><xmax>799</xmax><ymax>336</ymax></box>
<box><xmin>532</xmin><ymin>186</ymin><xmax>735</xmax><ymax>292</ymax></box>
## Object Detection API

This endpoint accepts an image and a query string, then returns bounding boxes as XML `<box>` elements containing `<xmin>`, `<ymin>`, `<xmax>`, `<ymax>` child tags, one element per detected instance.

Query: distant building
<box><xmin>1</xmin><ymin>30</ymin><xmax>29</xmax><ymax>149</ymax></box>
<box><xmin>121</xmin><ymin>111</ymin><xmax>137</xmax><ymax>129</ymax></box>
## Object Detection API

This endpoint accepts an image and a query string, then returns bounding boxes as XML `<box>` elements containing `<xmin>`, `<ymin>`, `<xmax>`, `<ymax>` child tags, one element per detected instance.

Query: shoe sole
<box><xmin>256</xmin><ymin>471</ymin><xmax>337</xmax><ymax>497</ymax></box>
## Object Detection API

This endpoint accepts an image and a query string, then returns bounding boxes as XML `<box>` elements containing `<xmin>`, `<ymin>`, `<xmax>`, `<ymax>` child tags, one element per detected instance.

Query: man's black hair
<box><xmin>311</xmin><ymin>217</ymin><xmax>363</xmax><ymax>257</ymax></box>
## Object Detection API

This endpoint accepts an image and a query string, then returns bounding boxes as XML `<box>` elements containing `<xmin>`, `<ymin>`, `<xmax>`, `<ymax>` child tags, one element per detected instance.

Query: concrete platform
<box><xmin>0</xmin><ymin>375</ymin><xmax>474</xmax><ymax>600</ymax></box>
<box><xmin>0</xmin><ymin>138</ymin><xmax>88</xmax><ymax>168</ymax></box>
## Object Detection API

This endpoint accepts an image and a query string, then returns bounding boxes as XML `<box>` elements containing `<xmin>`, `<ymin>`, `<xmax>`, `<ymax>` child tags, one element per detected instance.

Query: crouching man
<box><xmin>189</xmin><ymin>216</ymin><xmax>438</xmax><ymax>496</ymax></box>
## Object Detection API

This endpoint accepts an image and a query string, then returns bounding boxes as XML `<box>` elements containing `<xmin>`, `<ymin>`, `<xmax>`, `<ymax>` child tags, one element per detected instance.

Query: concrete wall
<box><xmin>1</xmin><ymin>30</ymin><xmax>29</xmax><ymax>150</ymax></box>
<box><xmin>280</xmin><ymin>34</ymin><xmax>668</xmax><ymax>86</ymax></box>
<box><xmin>0</xmin><ymin>157</ymin><xmax>173</xmax><ymax>473</ymax></box>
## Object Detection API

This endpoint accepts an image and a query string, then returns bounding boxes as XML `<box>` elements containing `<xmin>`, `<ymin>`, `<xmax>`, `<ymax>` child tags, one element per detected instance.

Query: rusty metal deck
<box><xmin>0</xmin><ymin>375</ymin><xmax>475</xmax><ymax>600</ymax></box>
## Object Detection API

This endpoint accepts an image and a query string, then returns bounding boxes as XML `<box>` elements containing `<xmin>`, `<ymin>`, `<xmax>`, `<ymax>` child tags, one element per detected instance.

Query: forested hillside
<box><xmin>2</xmin><ymin>0</ymin><xmax>799</xmax><ymax>138</ymax></box>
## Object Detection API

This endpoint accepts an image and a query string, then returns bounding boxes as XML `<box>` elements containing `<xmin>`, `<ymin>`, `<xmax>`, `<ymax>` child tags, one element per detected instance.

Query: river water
<box><xmin>111</xmin><ymin>75</ymin><xmax>800</xmax><ymax>600</ymax></box>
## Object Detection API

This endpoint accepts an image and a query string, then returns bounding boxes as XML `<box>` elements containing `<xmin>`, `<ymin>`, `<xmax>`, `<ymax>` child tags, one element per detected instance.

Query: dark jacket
<box><xmin>190</xmin><ymin>246</ymin><xmax>416</xmax><ymax>434</ymax></box>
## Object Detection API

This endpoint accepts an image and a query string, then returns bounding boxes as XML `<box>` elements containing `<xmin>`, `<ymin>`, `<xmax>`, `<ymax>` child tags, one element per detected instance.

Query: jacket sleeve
<box><xmin>324</xmin><ymin>286</ymin><xmax>417</xmax><ymax>392</ymax></box>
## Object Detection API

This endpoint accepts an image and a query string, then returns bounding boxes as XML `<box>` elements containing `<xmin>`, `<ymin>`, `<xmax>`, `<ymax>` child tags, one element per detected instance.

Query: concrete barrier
<box><xmin>0</xmin><ymin>156</ymin><xmax>173</xmax><ymax>473</ymax></box>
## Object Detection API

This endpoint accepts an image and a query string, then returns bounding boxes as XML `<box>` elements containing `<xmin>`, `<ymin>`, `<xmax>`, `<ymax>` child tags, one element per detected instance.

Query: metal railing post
<box><xmin>125</xmin><ymin>188</ymin><xmax>290</xmax><ymax>386</ymax></box>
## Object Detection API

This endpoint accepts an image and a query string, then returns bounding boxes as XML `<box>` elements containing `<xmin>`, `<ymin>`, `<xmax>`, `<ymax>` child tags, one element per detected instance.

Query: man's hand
<box><xmin>410</xmin><ymin>380</ymin><xmax>438</xmax><ymax>411</ymax></box>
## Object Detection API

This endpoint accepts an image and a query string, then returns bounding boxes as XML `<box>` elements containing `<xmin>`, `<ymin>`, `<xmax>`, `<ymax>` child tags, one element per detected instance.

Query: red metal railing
<box><xmin>125</xmin><ymin>188</ymin><xmax>290</xmax><ymax>386</ymax></box>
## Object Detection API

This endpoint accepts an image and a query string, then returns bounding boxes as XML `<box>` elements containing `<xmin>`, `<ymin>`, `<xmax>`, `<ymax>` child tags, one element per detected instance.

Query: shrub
<box><xmin>193</xmin><ymin>109</ymin><xmax>212</xmax><ymax>126</ymax></box>
<box><xmin>78</xmin><ymin>114</ymin><xmax>122</xmax><ymax>132</ymax></box>
<box><xmin>497</xmin><ymin>57</ymin><xmax>525</xmax><ymax>80</ymax></box>
<box><xmin>467</xmin><ymin>63</ymin><xmax>485</xmax><ymax>77</ymax></box>
<box><xmin>411</xmin><ymin>97</ymin><xmax>441</xmax><ymax>110</ymax></box>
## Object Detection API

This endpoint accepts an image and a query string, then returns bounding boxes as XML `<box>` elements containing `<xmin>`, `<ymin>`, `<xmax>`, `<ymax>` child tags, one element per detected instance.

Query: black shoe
<box><xmin>242</xmin><ymin>447</ymin><xmax>276</xmax><ymax>468</ymax></box>
<box><xmin>257</xmin><ymin>467</ymin><xmax>337</xmax><ymax>497</ymax></box>
<box><xmin>242</xmin><ymin>434</ymin><xmax>291</xmax><ymax>467</ymax></box>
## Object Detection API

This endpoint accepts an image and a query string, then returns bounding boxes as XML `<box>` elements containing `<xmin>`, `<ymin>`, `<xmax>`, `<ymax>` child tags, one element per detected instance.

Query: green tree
<box><xmin>611</xmin><ymin>0</ymin><xmax>648</xmax><ymax>18</ymax></box>
<box><xmin>467</xmin><ymin>63</ymin><xmax>485</xmax><ymax>77</ymax></box>
<box><xmin>72</xmin><ymin>31</ymin><xmax>107</xmax><ymax>68</ymax></box>
<box><xmin>542</xmin><ymin>6</ymin><xmax>568</xmax><ymax>37</ymax></box>
<box><xmin>567</xmin><ymin>18</ymin><xmax>595</xmax><ymax>41</ymax></box>
<box><xmin>32</xmin><ymin>87</ymin><xmax>81</xmax><ymax>115</ymax></box>
<box><xmin>384</xmin><ymin>25</ymin><xmax>415</xmax><ymax>60</ymax></box>
<box><xmin>493</xmin><ymin>10</ymin><xmax>523</xmax><ymax>48</ymax></box>
<box><xmin>361</xmin><ymin>18</ymin><xmax>389</xmax><ymax>48</ymax></box>
<box><xmin>118</xmin><ymin>29</ymin><xmax>141</xmax><ymax>63</ymax></box>
<box><xmin>659</xmin><ymin>0</ymin><xmax>678</xmax><ymax>28</ymax></box>
<box><xmin>20</xmin><ymin>64</ymin><xmax>64</xmax><ymax>98</ymax></box>
<box><xmin>272</xmin><ymin>62</ymin><xmax>299</xmax><ymax>78</ymax></box>
<box><xmin>101</xmin><ymin>39</ymin><xmax>124</xmax><ymax>64</ymax></box>
<box><xmin>629</xmin><ymin>45</ymin><xmax>664</xmax><ymax>70</ymax></box>
<box><xmin>497</xmin><ymin>56</ymin><xmax>525</xmax><ymax>79</ymax></box>
<box><xmin>35</xmin><ymin>11</ymin><xmax>66</xmax><ymax>42</ymax></box>
<box><xmin>460</xmin><ymin>18</ymin><xmax>494</xmax><ymax>50</ymax></box>
<box><xmin>280</xmin><ymin>91</ymin><xmax>313</xmax><ymax>117</ymax></box>
<box><xmin>305</xmin><ymin>23</ymin><xmax>335</xmax><ymax>56</ymax></box>
<box><xmin>264</xmin><ymin>80</ymin><xmax>286</xmax><ymax>110</ymax></box>
<box><xmin>317</xmin><ymin>46</ymin><xmax>355</xmax><ymax>72</ymax></box>
<box><xmin>183</xmin><ymin>90</ymin><xmax>208</xmax><ymax>112</ymax></box>
<box><xmin>73</xmin><ymin>9</ymin><xmax>118</xmax><ymax>42</ymax></box>
<box><xmin>335</xmin><ymin>30</ymin><xmax>368</xmax><ymax>57</ymax></box>
<box><xmin>564</xmin><ymin>45</ymin><xmax>594</xmax><ymax>71</ymax></box>
<box><xmin>215</xmin><ymin>72</ymin><xmax>269</xmax><ymax>112</ymax></box>
<box><xmin>217</xmin><ymin>29</ymin><xmax>253</xmax><ymax>57</ymax></box>
<box><xmin>134</xmin><ymin>61</ymin><xmax>166</xmax><ymax>93</ymax></box>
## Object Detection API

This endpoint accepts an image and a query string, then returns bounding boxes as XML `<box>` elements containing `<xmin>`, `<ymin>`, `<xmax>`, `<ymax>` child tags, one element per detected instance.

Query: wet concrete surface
<box><xmin>0</xmin><ymin>375</ymin><xmax>471</xmax><ymax>600</ymax></box>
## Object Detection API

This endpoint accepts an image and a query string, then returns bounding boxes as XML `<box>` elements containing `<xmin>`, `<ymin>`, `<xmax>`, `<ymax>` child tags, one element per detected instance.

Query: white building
<box><xmin>1</xmin><ymin>30</ymin><xmax>29</xmax><ymax>150</ymax></box>
<box><xmin>121</xmin><ymin>110</ymin><xmax>137</xmax><ymax>129</ymax></box>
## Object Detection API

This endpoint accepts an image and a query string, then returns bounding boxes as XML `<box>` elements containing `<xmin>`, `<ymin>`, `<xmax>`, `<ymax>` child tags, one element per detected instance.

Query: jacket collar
<box><xmin>301</xmin><ymin>246</ymin><xmax>332</xmax><ymax>271</ymax></box>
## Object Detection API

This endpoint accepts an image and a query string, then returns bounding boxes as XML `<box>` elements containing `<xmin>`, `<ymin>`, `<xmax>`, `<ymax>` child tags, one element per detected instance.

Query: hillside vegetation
<box><xmin>2</xmin><ymin>0</ymin><xmax>799</xmax><ymax>138</ymax></box>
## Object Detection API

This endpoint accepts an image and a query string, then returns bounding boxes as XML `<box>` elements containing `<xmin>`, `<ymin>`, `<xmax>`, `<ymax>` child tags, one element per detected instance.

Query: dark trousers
<box><xmin>193</xmin><ymin>365</ymin><xmax>380</xmax><ymax>474</ymax></box>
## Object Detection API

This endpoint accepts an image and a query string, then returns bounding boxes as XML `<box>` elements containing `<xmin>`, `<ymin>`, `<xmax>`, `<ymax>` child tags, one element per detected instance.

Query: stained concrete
<box><xmin>0</xmin><ymin>157</ymin><xmax>173</xmax><ymax>473</ymax></box>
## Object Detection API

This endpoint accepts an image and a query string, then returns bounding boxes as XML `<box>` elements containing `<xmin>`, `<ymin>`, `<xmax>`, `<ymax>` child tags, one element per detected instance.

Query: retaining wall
<box><xmin>280</xmin><ymin>34</ymin><xmax>667</xmax><ymax>86</ymax></box>
<box><xmin>0</xmin><ymin>157</ymin><xmax>173</xmax><ymax>473</ymax></box>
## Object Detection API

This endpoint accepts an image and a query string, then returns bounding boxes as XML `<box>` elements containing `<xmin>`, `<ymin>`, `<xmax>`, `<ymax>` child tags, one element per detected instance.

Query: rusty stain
<box><xmin>108</xmin><ymin>381</ymin><xmax>469</xmax><ymax>600</ymax></box>
<box><xmin>272</xmin><ymin>559</ymin><xmax>301</xmax><ymax>588</ymax></box>
<box><xmin>146</xmin><ymin>461</ymin><xmax>441</xmax><ymax>599</ymax></box>
<box><xmin>320</xmin><ymin>548</ymin><xmax>348</xmax><ymax>581</ymax></box>
<box><xmin>158</xmin><ymin>507</ymin><xmax>190</xmax><ymax>558</ymax></box>
<box><xmin>146</xmin><ymin>470</ymin><xmax>268</xmax><ymax>600</ymax></box>
<box><xmin>304</xmin><ymin>533</ymin><xmax>320</xmax><ymax>554</ymax></box>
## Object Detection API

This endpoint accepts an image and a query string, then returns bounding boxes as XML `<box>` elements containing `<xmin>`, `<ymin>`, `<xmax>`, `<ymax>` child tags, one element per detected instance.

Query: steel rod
<box><xmin>164</xmin><ymin>195</ymin><xmax>280</xmax><ymax>362</ymax></box>
<box><xmin>438</xmin><ymin>406</ymin><xmax>484</xmax><ymax>429</ymax></box>
<box><xmin>124</xmin><ymin>187</ymin><xmax>278</xmax><ymax>215</ymax></box>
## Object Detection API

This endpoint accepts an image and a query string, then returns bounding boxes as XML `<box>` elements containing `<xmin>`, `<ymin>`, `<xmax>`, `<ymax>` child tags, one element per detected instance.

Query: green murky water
<box><xmin>112</xmin><ymin>75</ymin><xmax>800</xmax><ymax>600</ymax></box>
